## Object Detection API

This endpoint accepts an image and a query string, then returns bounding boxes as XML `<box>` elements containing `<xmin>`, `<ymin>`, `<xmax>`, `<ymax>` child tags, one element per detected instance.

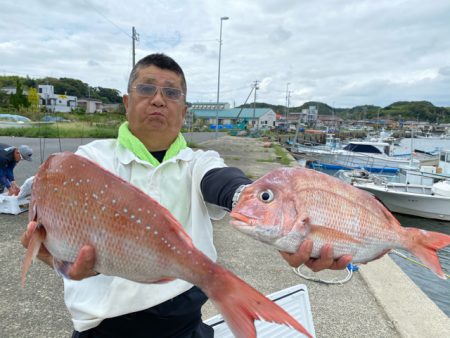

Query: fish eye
<box><xmin>259</xmin><ymin>189</ymin><xmax>274</xmax><ymax>203</ymax></box>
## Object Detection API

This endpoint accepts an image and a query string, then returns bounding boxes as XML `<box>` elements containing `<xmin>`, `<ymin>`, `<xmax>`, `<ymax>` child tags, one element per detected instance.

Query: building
<box><xmin>78</xmin><ymin>98</ymin><xmax>104</xmax><ymax>113</ymax></box>
<box><xmin>190</xmin><ymin>102</ymin><xmax>230</xmax><ymax>110</ymax></box>
<box><xmin>38</xmin><ymin>85</ymin><xmax>77</xmax><ymax>113</ymax></box>
<box><xmin>189</xmin><ymin>105</ymin><xmax>276</xmax><ymax>130</ymax></box>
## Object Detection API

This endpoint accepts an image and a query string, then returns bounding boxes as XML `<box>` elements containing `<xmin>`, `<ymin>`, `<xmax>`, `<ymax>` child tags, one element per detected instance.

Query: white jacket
<box><xmin>63</xmin><ymin>139</ymin><xmax>227</xmax><ymax>331</ymax></box>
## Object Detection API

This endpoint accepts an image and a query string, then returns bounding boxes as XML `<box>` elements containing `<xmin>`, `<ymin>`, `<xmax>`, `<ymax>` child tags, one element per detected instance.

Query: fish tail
<box><xmin>406</xmin><ymin>228</ymin><xmax>450</xmax><ymax>279</ymax></box>
<box><xmin>203</xmin><ymin>270</ymin><xmax>313</xmax><ymax>338</ymax></box>
<box><xmin>21</xmin><ymin>222</ymin><xmax>45</xmax><ymax>287</ymax></box>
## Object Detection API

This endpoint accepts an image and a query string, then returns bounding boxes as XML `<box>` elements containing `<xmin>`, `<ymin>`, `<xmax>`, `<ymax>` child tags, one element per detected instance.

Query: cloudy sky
<box><xmin>1</xmin><ymin>0</ymin><xmax>449</xmax><ymax>108</ymax></box>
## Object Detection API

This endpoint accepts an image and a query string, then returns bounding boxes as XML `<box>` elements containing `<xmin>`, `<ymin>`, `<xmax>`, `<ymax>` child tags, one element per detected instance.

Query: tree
<box><xmin>28</xmin><ymin>87</ymin><xmax>40</xmax><ymax>112</ymax></box>
<box><xmin>9</xmin><ymin>81</ymin><xmax>29</xmax><ymax>111</ymax></box>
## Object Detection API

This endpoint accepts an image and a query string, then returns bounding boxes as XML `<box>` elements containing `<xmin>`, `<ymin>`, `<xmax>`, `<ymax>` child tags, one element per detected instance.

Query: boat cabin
<box><xmin>439</xmin><ymin>149</ymin><xmax>450</xmax><ymax>175</ymax></box>
<box><xmin>343</xmin><ymin>141</ymin><xmax>392</xmax><ymax>156</ymax></box>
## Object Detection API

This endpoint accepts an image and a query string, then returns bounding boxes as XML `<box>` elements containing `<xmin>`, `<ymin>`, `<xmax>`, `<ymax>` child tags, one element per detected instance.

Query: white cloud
<box><xmin>0</xmin><ymin>0</ymin><xmax>449</xmax><ymax>107</ymax></box>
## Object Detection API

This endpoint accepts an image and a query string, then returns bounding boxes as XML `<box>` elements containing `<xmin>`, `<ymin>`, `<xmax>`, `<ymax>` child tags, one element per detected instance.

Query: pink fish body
<box><xmin>22</xmin><ymin>152</ymin><xmax>312</xmax><ymax>338</ymax></box>
<box><xmin>230</xmin><ymin>167</ymin><xmax>450</xmax><ymax>279</ymax></box>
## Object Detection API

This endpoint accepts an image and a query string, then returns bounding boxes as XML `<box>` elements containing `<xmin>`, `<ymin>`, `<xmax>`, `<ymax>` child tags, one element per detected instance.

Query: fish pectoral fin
<box><xmin>310</xmin><ymin>225</ymin><xmax>363</xmax><ymax>244</ymax></box>
<box><xmin>292</xmin><ymin>213</ymin><xmax>311</xmax><ymax>237</ymax></box>
<box><xmin>21</xmin><ymin>222</ymin><xmax>46</xmax><ymax>287</ymax></box>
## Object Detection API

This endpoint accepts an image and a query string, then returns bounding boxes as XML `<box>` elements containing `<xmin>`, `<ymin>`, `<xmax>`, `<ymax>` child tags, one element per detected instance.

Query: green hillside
<box><xmin>238</xmin><ymin>100</ymin><xmax>450</xmax><ymax>122</ymax></box>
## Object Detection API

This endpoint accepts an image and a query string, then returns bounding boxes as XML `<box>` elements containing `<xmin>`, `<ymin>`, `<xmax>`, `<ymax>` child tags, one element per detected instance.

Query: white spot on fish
<box><xmin>138</xmin><ymin>208</ymin><xmax>142</xmax><ymax>212</ymax></box>
<box><xmin>154</xmin><ymin>230</ymin><xmax>158</xmax><ymax>235</ymax></box>
<box><xmin>87</xmin><ymin>179</ymin><xmax>90</xmax><ymax>183</ymax></box>
<box><xmin>63</xmin><ymin>181</ymin><xmax>68</xmax><ymax>186</ymax></box>
<box><xmin>76</xmin><ymin>183</ymin><xmax>80</xmax><ymax>186</ymax></box>
<box><xmin>146</xmin><ymin>225</ymin><xmax>151</xmax><ymax>230</ymax></box>
<box><xmin>177</xmin><ymin>251</ymin><xmax>181</xmax><ymax>254</ymax></box>
<box><xmin>112</xmin><ymin>199</ymin><xmax>116</xmax><ymax>204</ymax></box>
<box><xmin>93</xmin><ymin>215</ymin><xmax>96</xmax><ymax>220</ymax></box>
<box><xmin>100</xmin><ymin>190</ymin><xmax>104</xmax><ymax>194</ymax></box>
<box><xmin>92</xmin><ymin>193</ymin><xmax>98</xmax><ymax>199</ymax></box>
<box><xmin>167</xmin><ymin>244</ymin><xmax>171</xmax><ymax>248</ymax></box>
<box><xmin>101</xmin><ymin>206</ymin><xmax>106</xmax><ymax>212</ymax></box>
<box><xmin>54</xmin><ymin>187</ymin><xmax>58</xmax><ymax>192</ymax></box>
<box><xmin>104</xmin><ymin>184</ymin><xmax>108</xmax><ymax>188</ymax></box>
<box><xmin>123</xmin><ymin>208</ymin><xmax>128</xmax><ymax>213</ymax></box>
<box><xmin>188</xmin><ymin>251</ymin><xmax>192</xmax><ymax>255</ymax></box>
<box><xmin>137</xmin><ymin>219</ymin><xmax>142</xmax><ymax>224</ymax></box>
<box><xmin>172</xmin><ymin>246</ymin><xmax>176</xmax><ymax>250</ymax></box>
<box><xmin>115</xmin><ymin>213</ymin><xmax>120</xmax><ymax>217</ymax></box>
<box><xmin>71</xmin><ymin>178</ymin><xmax>74</xmax><ymax>182</ymax></box>
<box><xmin>131</xmin><ymin>214</ymin><xmax>135</xmax><ymax>219</ymax></box>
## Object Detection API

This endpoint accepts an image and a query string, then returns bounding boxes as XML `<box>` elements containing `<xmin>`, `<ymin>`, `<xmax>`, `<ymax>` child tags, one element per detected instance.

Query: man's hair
<box><xmin>127</xmin><ymin>53</ymin><xmax>187</xmax><ymax>97</ymax></box>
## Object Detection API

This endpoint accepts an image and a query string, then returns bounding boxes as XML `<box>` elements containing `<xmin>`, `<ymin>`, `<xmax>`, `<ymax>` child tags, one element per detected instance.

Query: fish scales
<box><xmin>22</xmin><ymin>152</ymin><xmax>313</xmax><ymax>338</ymax></box>
<box><xmin>230</xmin><ymin>167</ymin><xmax>450</xmax><ymax>279</ymax></box>
<box><xmin>31</xmin><ymin>153</ymin><xmax>194</xmax><ymax>281</ymax></box>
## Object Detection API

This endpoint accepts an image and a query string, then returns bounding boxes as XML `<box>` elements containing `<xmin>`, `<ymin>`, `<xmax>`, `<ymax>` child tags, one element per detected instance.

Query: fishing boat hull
<box><xmin>354</xmin><ymin>182</ymin><xmax>450</xmax><ymax>221</ymax></box>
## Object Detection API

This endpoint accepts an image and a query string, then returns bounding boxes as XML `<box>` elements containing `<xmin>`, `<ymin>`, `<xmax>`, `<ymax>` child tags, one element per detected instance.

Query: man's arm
<box><xmin>200</xmin><ymin>167</ymin><xmax>252</xmax><ymax>210</ymax></box>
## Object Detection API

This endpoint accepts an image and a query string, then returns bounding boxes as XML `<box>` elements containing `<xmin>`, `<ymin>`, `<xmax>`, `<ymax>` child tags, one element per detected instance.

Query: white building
<box><xmin>78</xmin><ymin>98</ymin><xmax>104</xmax><ymax>113</ymax></box>
<box><xmin>38</xmin><ymin>85</ymin><xmax>77</xmax><ymax>113</ymax></box>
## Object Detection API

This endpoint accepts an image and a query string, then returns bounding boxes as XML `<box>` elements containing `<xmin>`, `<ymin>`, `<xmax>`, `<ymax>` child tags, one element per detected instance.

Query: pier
<box><xmin>0</xmin><ymin>135</ymin><xmax>448</xmax><ymax>337</ymax></box>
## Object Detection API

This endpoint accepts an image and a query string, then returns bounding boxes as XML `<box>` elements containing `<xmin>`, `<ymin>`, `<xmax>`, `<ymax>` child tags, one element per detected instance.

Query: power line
<box><xmin>84</xmin><ymin>0</ymin><xmax>131</xmax><ymax>39</ymax></box>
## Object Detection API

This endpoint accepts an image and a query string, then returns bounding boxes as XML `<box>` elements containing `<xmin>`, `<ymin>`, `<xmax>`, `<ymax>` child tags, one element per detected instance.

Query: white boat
<box><xmin>400</xmin><ymin>149</ymin><xmax>450</xmax><ymax>185</ymax></box>
<box><xmin>301</xmin><ymin>140</ymin><xmax>436</xmax><ymax>173</ymax></box>
<box><xmin>353</xmin><ymin>180</ymin><xmax>450</xmax><ymax>221</ymax></box>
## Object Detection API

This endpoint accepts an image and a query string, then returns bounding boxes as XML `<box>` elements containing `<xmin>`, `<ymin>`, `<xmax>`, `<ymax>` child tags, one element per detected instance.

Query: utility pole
<box><xmin>252</xmin><ymin>80</ymin><xmax>259</xmax><ymax>129</ymax></box>
<box><xmin>285</xmin><ymin>82</ymin><xmax>291</xmax><ymax>124</ymax></box>
<box><xmin>132</xmin><ymin>26</ymin><xmax>139</xmax><ymax>67</ymax></box>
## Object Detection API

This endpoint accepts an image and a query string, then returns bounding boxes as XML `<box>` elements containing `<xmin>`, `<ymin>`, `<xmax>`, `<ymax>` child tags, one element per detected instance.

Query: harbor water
<box><xmin>390</xmin><ymin>214</ymin><xmax>450</xmax><ymax>316</ymax></box>
<box><xmin>393</xmin><ymin>137</ymin><xmax>450</xmax><ymax>317</ymax></box>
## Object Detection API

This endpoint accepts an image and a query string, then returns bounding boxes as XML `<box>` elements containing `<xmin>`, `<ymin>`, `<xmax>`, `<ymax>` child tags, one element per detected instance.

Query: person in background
<box><xmin>0</xmin><ymin>144</ymin><xmax>33</xmax><ymax>195</ymax></box>
<box><xmin>21</xmin><ymin>53</ymin><xmax>352</xmax><ymax>338</ymax></box>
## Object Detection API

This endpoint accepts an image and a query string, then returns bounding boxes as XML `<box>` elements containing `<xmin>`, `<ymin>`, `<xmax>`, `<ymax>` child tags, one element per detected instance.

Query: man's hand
<box><xmin>279</xmin><ymin>240</ymin><xmax>353</xmax><ymax>272</ymax></box>
<box><xmin>8</xmin><ymin>182</ymin><xmax>20</xmax><ymax>196</ymax></box>
<box><xmin>21</xmin><ymin>222</ymin><xmax>98</xmax><ymax>280</ymax></box>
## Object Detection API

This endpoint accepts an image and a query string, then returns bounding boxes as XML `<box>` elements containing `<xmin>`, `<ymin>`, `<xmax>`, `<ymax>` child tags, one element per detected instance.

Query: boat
<box><xmin>352</xmin><ymin>180</ymin><xmax>450</xmax><ymax>221</ymax></box>
<box><xmin>399</xmin><ymin>149</ymin><xmax>450</xmax><ymax>185</ymax></box>
<box><xmin>297</xmin><ymin>140</ymin><xmax>434</xmax><ymax>173</ymax></box>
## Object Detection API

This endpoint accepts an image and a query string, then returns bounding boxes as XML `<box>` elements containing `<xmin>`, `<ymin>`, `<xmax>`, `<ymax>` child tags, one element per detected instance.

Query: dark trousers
<box><xmin>71</xmin><ymin>286</ymin><xmax>214</xmax><ymax>338</ymax></box>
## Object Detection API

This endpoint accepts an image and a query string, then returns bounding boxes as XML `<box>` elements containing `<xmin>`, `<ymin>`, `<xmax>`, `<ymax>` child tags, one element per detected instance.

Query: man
<box><xmin>0</xmin><ymin>144</ymin><xmax>33</xmax><ymax>195</ymax></box>
<box><xmin>21</xmin><ymin>53</ymin><xmax>351</xmax><ymax>338</ymax></box>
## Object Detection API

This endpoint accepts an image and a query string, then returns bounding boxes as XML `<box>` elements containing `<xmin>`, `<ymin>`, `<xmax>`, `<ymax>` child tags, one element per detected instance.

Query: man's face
<box><xmin>13</xmin><ymin>149</ymin><xmax>21</xmax><ymax>162</ymax></box>
<box><xmin>123</xmin><ymin>65</ymin><xmax>187</xmax><ymax>145</ymax></box>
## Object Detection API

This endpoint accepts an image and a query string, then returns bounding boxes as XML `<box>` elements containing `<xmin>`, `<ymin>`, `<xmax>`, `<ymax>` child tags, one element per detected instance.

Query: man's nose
<box><xmin>150</xmin><ymin>88</ymin><xmax>166</xmax><ymax>106</ymax></box>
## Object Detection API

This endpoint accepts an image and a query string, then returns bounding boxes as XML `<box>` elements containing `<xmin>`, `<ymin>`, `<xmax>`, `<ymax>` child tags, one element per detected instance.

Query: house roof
<box><xmin>190</xmin><ymin>108</ymin><xmax>274</xmax><ymax>119</ymax></box>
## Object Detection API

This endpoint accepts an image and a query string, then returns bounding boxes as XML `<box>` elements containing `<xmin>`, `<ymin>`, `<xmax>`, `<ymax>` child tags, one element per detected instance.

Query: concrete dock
<box><xmin>0</xmin><ymin>135</ymin><xmax>449</xmax><ymax>337</ymax></box>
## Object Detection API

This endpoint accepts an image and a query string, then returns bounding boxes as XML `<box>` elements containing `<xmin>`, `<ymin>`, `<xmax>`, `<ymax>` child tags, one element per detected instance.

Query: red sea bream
<box><xmin>230</xmin><ymin>167</ymin><xmax>450</xmax><ymax>279</ymax></box>
<box><xmin>22</xmin><ymin>152</ymin><xmax>312</xmax><ymax>338</ymax></box>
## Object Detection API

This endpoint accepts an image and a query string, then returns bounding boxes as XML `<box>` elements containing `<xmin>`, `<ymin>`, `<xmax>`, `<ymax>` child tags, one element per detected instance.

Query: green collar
<box><xmin>118</xmin><ymin>122</ymin><xmax>187</xmax><ymax>167</ymax></box>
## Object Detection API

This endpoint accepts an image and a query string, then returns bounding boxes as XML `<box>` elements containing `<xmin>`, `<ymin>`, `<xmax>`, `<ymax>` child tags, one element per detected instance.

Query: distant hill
<box><xmin>237</xmin><ymin>100</ymin><xmax>450</xmax><ymax>122</ymax></box>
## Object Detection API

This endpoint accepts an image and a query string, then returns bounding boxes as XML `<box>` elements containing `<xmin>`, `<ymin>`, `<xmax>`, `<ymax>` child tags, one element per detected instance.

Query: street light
<box><xmin>215</xmin><ymin>16</ymin><xmax>229</xmax><ymax>139</ymax></box>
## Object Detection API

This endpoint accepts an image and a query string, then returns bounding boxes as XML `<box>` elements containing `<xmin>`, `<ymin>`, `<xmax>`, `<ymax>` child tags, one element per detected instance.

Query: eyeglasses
<box><xmin>131</xmin><ymin>83</ymin><xmax>185</xmax><ymax>101</ymax></box>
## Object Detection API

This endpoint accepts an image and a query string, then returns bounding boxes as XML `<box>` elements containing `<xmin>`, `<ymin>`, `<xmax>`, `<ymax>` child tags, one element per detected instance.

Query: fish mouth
<box><xmin>229</xmin><ymin>211</ymin><xmax>255</xmax><ymax>228</ymax></box>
